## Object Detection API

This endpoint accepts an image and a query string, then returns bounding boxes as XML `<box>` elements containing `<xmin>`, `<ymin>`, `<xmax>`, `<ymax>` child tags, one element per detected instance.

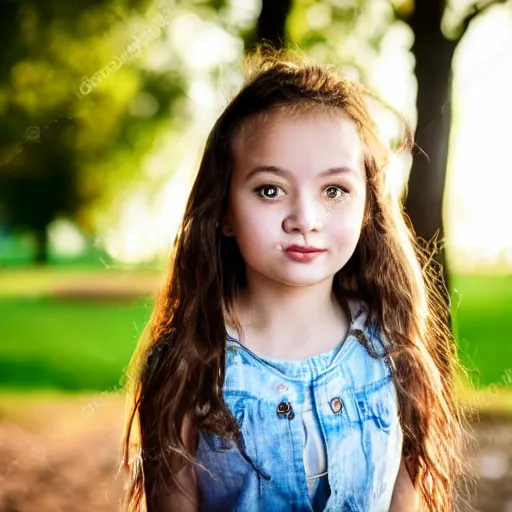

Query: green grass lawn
<box><xmin>452</xmin><ymin>274</ymin><xmax>512</xmax><ymax>388</ymax></box>
<box><xmin>0</xmin><ymin>270</ymin><xmax>510</xmax><ymax>393</ymax></box>
<box><xmin>0</xmin><ymin>295</ymin><xmax>152</xmax><ymax>391</ymax></box>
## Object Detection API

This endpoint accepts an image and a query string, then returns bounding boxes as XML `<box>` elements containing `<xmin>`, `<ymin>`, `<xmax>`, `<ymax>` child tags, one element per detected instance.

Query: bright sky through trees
<box><xmin>96</xmin><ymin>1</ymin><xmax>511</xmax><ymax>272</ymax></box>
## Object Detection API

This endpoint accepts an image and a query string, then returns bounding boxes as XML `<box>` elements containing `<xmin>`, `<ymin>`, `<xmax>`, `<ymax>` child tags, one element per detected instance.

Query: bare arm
<box><xmin>152</xmin><ymin>463</ymin><xmax>198</xmax><ymax>512</ymax></box>
<box><xmin>151</xmin><ymin>412</ymin><xmax>199</xmax><ymax>512</ymax></box>
<box><xmin>389</xmin><ymin>456</ymin><xmax>421</xmax><ymax>512</ymax></box>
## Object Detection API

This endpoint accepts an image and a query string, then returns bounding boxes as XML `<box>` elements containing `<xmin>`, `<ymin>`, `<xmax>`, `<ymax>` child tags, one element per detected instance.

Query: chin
<box><xmin>271</xmin><ymin>270</ymin><xmax>335</xmax><ymax>288</ymax></box>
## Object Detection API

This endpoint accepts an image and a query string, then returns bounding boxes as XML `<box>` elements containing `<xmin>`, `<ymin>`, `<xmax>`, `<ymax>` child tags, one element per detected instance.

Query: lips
<box><xmin>283</xmin><ymin>245</ymin><xmax>327</xmax><ymax>263</ymax></box>
<box><xmin>285</xmin><ymin>245</ymin><xmax>326</xmax><ymax>254</ymax></box>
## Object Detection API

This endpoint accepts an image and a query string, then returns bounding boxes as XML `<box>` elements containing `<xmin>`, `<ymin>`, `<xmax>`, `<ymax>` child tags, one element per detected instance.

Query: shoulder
<box><xmin>341</xmin><ymin>299</ymin><xmax>399</xmax><ymax>391</ymax></box>
<box><xmin>347</xmin><ymin>298</ymin><xmax>391</xmax><ymax>353</ymax></box>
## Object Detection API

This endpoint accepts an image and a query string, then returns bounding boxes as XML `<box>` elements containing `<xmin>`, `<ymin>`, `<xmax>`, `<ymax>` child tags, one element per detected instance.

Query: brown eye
<box><xmin>325</xmin><ymin>186</ymin><xmax>344</xmax><ymax>199</ymax></box>
<box><xmin>257</xmin><ymin>185</ymin><xmax>281</xmax><ymax>199</ymax></box>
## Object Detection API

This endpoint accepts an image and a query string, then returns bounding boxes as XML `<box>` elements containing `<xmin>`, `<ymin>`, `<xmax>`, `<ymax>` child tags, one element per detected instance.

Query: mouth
<box><xmin>284</xmin><ymin>245</ymin><xmax>326</xmax><ymax>254</ymax></box>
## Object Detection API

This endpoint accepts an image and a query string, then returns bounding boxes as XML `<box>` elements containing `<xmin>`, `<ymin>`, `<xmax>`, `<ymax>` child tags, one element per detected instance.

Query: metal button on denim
<box><xmin>330</xmin><ymin>397</ymin><xmax>343</xmax><ymax>414</ymax></box>
<box><xmin>277</xmin><ymin>401</ymin><xmax>291</xmax><ymax>416</ymax></box>
<box><xmin>276</xmin><ymin>383</ymin><xmax>288</xmax><ymax>393</ymax></box>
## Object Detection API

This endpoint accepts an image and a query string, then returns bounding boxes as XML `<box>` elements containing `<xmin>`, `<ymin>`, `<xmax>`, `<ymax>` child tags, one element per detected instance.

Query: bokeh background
<box><xmin>0</xmin><ymin>0</ymin><xmax>511</xmax><ymax>510</ymax></box>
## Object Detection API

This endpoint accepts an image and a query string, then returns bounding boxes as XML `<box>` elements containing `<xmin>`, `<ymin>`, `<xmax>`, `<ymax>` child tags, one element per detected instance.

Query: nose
<box><xmin>282</xmin><ymin>193</ymin><xmax>324</xmax><ymax>235</ymax></box>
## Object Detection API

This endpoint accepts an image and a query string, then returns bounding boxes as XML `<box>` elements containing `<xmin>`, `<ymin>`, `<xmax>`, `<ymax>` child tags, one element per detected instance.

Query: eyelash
<box><xmin>253</xmin><ymin>185</ymin><xmax>349</xmax><ymax>200</ymax></box>
<box><xmin>324</xmin><ymin>185</ymin><xmax>348</xmax><ymax>200</ymax></box>
<box><xmin>254</xmin><ymin>185</ymin><xmax>284</xmax><ymax>200</ymax></box>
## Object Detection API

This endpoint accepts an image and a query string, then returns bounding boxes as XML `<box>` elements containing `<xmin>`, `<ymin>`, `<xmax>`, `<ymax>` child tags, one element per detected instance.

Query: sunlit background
<box><xmin>1</xmin><ymin>0</ymin><xmax>511</xmax><ymax>510</ymax></box>
<box><xmin>3</xmin><ymin>1</ymin><xmax>510</xmax><ymax>269</ymax></box>
<box><xmin>67</xmin><ymin>7</ymin><xmax>512</xmax><ymax>270</ymax></box>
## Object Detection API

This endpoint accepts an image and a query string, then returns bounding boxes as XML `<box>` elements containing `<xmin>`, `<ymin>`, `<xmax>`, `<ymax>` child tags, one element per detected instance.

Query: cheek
<box><xmin>230</xmin><ymin>203</ymin><xmax>282</xmax><ymax>265</ymax></box>
<box><xmin>334</xmin><ymin>222</ymin><xmax>361</xmax><ymax>244</ymax></box>
<box><xmin>232</xmin><ymin>201</ymin><xmax>279</xmax><ymax>237</ymax></box>
<box><xmin>328</xmin><ymin>207</ymin><xmax>365</xmax><ymax>245</ymax></box>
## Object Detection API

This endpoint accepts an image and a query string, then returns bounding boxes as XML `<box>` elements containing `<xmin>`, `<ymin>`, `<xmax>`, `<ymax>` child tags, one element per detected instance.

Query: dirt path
<box><xmin>0</xmin><ymin>394</ymin><xmax>511</xmax><ymax>512</ymax></box>
<box><xmin>0</xmin><ymin>394</ymin><xmax>127</xmax><ymax>512</ymax></box>
<box><xmin>466</xmin><ymin>416</ymin><xmax>512</xmax><ymax>512</ymax></box>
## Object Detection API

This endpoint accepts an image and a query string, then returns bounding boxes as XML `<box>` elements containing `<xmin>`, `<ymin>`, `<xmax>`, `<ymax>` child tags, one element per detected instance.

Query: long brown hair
<box><xmin>119</xmin><ymin>46</ymin><xmax>472</xmax><ymax>511</ymax></box>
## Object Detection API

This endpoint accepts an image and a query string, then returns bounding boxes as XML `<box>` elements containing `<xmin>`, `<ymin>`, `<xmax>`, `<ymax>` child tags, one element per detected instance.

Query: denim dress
<box><xmin>196</xmin><ymin>300</ymin><xmax>403</xmax><ymax>512</ymax></box>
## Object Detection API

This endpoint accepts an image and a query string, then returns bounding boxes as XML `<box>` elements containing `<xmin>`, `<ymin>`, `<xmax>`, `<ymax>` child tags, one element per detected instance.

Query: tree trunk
<box><xmin>34</xmin><ymin>228</ymin><xmax>49</xmax><ymax>265</ymax></box>
<box><xmin>406</xmin><ymin>0</ymin><xmax>456</xmax><ymax>293</ymax></box>
<box><xmin>247</xmin><ymin>0</ymin><xmax>292</xmax><ymax>51</ymax></box>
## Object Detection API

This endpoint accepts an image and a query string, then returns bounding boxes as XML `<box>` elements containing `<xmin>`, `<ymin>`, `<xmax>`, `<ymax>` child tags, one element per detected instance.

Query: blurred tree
<box><xmin>257</xmin><ymin>0</ymin><xmax>292</xmax><ymax>48</ymax></box>
<box><xmin>395</xmin><ymin>0</ymin><xmax>510</xmax><ymax>283</ymax></box>
<box><xmin>246</xmin><ymin>0</ymin><xmax>292</xmax><ymax>50</ymax></box>
<box><xmin>0</xmin><ymin>116</ymin><xmax>80</xmax><ymax>263</ymax></box>
<box><xmin>0</xmin><ymin>0</ymin><xmax>188</xmax><ymax>264</ymax></box>
<box><xmin>264</xmin><ymin>0</ymin><xmax>388</xmax><ymax>85</ymax></box>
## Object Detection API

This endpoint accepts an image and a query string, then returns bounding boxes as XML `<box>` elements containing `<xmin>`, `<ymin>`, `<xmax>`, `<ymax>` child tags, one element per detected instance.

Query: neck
<box><xmin>235</xmin><ymin>270</ymin><xmax>349</xmax><ymax>359</ymax></box>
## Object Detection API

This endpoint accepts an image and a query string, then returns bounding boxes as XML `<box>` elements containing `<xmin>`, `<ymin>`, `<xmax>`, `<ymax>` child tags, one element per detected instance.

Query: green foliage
<box><xmin>286</xmin><ymin>0</ymin><xmax>394</xmax><ymax>83</ymax></box>
<box><xmin>0</xmin><ymin>0</ymin><xmax>188</xmax><ymax>260</ymax></box>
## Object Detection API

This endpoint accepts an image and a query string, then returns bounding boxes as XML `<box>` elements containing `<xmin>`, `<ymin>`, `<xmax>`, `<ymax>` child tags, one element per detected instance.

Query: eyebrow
<box><xmin>245</xmin><ymin>165</ymin><xmax>357</xmax><ymax>181</ymax></box>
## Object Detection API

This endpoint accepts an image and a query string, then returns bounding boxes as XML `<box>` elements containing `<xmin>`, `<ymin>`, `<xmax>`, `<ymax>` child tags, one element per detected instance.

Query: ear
<box><xmin>220</xmin><ymin>215</ymin><xmax>235</xmax><ymax>237</ymax></box>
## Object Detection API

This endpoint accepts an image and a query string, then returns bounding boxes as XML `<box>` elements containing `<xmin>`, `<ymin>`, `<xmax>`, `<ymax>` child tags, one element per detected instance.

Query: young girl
<box><xmin>119</xmin><ymin>48</ymin><xmax>470</xmax><ymax>512</ymax></box>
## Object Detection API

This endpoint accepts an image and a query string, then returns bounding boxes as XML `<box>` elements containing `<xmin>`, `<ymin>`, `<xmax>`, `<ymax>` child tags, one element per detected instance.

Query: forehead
<box><xmin>231</xmin><ymin>110</ymin><xmax>366</xmax><ymax>181</ymax></box>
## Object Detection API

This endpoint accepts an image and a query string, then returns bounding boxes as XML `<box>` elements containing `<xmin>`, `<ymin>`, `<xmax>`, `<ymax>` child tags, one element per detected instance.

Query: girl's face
<box><xmin>223</xmin><ymin>111</ymin><xmax>367</xmax><ymax>288</ymax></box>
